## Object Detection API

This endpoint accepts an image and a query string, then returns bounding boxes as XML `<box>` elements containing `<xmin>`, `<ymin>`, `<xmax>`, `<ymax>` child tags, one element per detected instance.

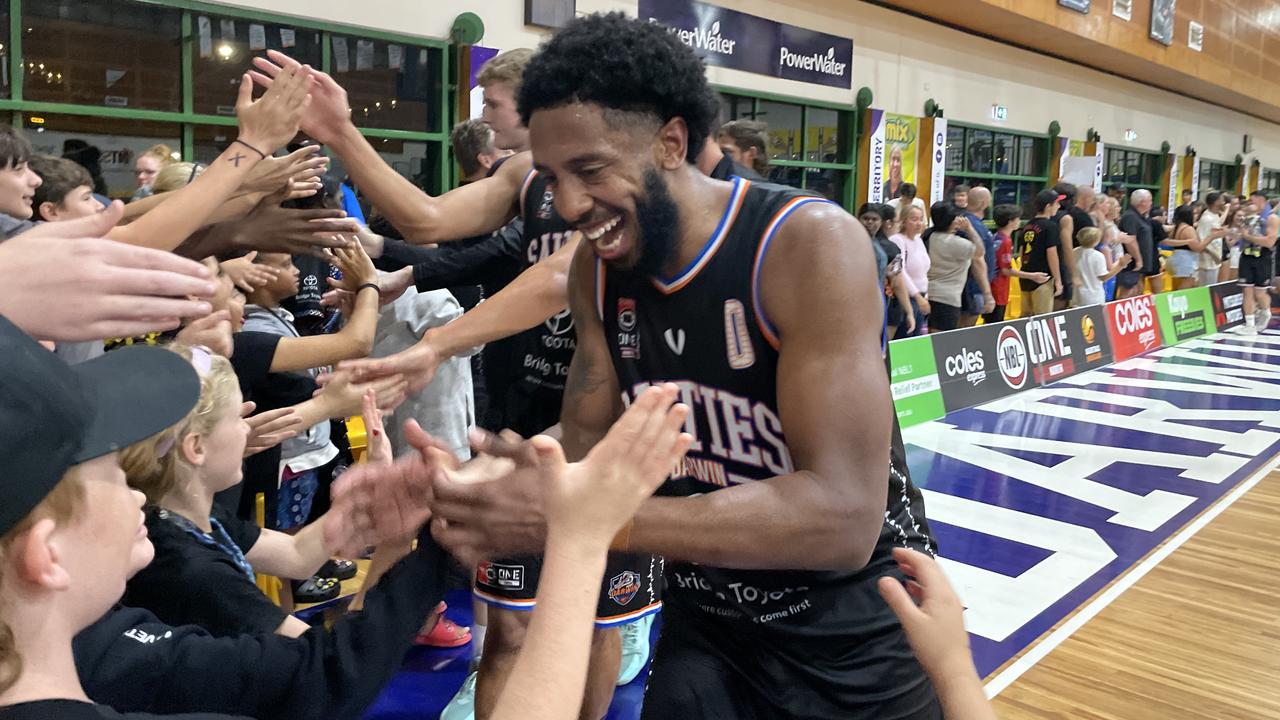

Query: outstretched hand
<box><xmin>428</xmin><ymin>384</ymin><xmax>692</xmax><ymax>565</ymax></box>
<box><xmin>324</xmin><ymin>419</ymin><xmax>461</xmax><ymax>556</ymax></box>
<box><xmin>339</xmin><ymin>337</ymin><xmax>443</xmax><ymax>402</ymax></box>
<box><xmin>877</xmin><ymin>548</ymin><xmax>973</xmax><ymax>681</ymax></box>
<box><xmin>251</xmin><ymin>50</ymin><xmax>351</xmax><ymax>145</ymax></box>
<box><xmin>235</xmin><ymin>62</ymin><xmax>312</xmax><ymax>156</ymax></box>
<box><xmin>234</xmin><ymin>190</ymin><xmax>359</xmax><ymax>257</ymax></box>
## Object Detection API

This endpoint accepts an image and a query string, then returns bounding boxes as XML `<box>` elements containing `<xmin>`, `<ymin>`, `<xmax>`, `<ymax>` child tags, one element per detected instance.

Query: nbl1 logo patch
<box><xmin>997</xmin><ymin>326</ymin><xmax>1028</xmax><ymax>389</ymax></box>
<box><xmin>617</xmin><ymin>298</ymin><xmax>640</xmax><ymax>359</ymax></box>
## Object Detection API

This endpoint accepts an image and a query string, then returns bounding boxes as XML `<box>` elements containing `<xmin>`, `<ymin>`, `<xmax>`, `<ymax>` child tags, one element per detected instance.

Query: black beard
<box><xmin>623</xmin><ymin>168</ymin><xmax>681</xmax><ymax>279</ymax></box>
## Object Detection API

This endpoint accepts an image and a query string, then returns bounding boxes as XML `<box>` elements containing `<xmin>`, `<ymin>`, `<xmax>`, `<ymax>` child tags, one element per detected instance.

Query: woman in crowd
<box><xmin>891</xmin><ymin>203</ymin><xmax>930</xmax><ymax>336</ymax></box>
<box><xmin>926</xmin><ymin>203</ymin><xmax>986</xmax><ymax>332</ymax></box>
<box><xmin>1166</xmin><ymin>204</ymin><xmax>1209</xmax><ymax>289</ymax></box>
<box><xmin>859</xmin><ymin>203</ymin><xmax>914</xmax><ymax>339</ymax></box>
<box><xmin>133</xmin><ymin>144</ymin><xmax>179</xmax><ymax>201</ymax></box>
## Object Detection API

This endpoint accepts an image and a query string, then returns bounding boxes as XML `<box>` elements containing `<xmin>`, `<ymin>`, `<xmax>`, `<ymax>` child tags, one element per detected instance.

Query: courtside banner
<box><xmin>1209</xmin><ymin>282</ymin><xmax>1245</xmax><ymax>331</ymax></box>
<box><xmin>888</xmin><ymin>335</ymin><xmax>945</xmax><ymax>428</ymax></box>
<box><xmin>1154</xmin><ymin>286</ymin><xmax>1214</xmax><ymax>345</ymax></box>
<box><xmin>1106</xmin><ymin>294</ymin><xmax>1163</xmax><ymax>361</ymax></box>
<box><xmin>1052</xmin><ymin>304</ymin><xmax>1113</xmax><ymax>378</ymax></box>
<box><xmin>930</xmin><ymin>321</ymin><xmax>1030</xmax><ymax>413</ymax></box>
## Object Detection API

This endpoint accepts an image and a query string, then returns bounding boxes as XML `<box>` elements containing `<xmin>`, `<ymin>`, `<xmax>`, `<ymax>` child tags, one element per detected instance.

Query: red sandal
<box><xmin>413</xmin><ymin>603</ymin><xmax>472</xmax><ymax>648</ymax></box>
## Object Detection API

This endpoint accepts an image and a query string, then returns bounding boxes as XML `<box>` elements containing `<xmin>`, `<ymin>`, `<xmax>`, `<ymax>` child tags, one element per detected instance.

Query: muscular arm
<box><xmin>630</xmin><ymin>205</ymin><xmax>889</xmax><ymax>571</ymax></box>
<box><xmin>428</xmin><ymin>234</ymin><xmax>579</xmax><ymax>360</ymax></box>
<box><xmin>558</xmin><ymin>241</ymin><xmax>624</xmax><ymax>461</ymax></box>
<box><xmin>329</xmin><ymin>124</ymin><xmax>529</xmax><ymax>244</ymax></box>
<box><xmin>968</xmin><ymin>242</ymin><xmax>993</xmax><ymax>300</ymax></box>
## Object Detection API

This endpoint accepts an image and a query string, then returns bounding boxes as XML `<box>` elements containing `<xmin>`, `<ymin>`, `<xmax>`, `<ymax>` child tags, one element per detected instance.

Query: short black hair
<box><xmin>898</xmin><ymin>182</ymin><xmax>917</xmax><ymax>199</ymax></box>
<box><xmin>993</xmin><ymin>203</ymin><xmax>1022</xmax><ymax>228</ymax></box>
<box><xmin>0</xmin><ymin>125</ymin><xmax>33</xmax><ymax>170</ymax></box>
<box><xmin>1205</xmin><ymin>191</ymin><xmax>1222</xmax><ymax>207</ymax></box>
<box><xmin>950</xmin><ymin>183</ymin><xmax>971</xmax><ymax>198</ymax></box>
<box><xmin>1172</xmin><ymin>203</ymin><xmax>1196</xmax><ymax>227</ymax></box>
<box><xmin>931</xmin><ymin>202</ymin><xmax>964</xmax><ymax>230</ymax></box>
<box><xmin>518</xmin><ymin>12</ymin><xmax>718</xmax><ymax>163</ymax></box>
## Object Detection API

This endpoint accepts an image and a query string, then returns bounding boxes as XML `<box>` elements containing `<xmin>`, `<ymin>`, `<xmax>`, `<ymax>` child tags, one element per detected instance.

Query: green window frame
<box><xmin>944</xmin><ymin>121</ymin><xmax>1050</xmax><ymax>219</ymax></box>
<box><xmin>1103</xmin><ymin>146</ymin><xmax>1162</xmax><ymax>193</ymax></box>
<box><xmin>715</xmin><ymin>86</ymin><xmax>857</xmax><ymax>210</ymax></box>
<box><xmin>1198</xmin><ymin>159</ymin><xmax>1237</xmax><ymax>194</ymax></box>
<box><xmin>3</xmin><ymin>0</ymin><xmax>453</xmax><ymax>196</ymax></box>
<box><xmin>1261</xmin><ymin>168</ymin><xmax>1280</xmax><ymax>197</ymax></box>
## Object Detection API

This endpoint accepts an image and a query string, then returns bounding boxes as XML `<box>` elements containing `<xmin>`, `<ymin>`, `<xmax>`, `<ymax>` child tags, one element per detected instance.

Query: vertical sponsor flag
<box><xmin>930</xmin><ymin>117</ymin><xmax>948</xmax><ymax>209</ymax></box>
<box><xmin>866</xmin><ymin>110</ymin><xmax>887</xmax><ymax>203</ymax></box>
<box><xmin>866</xmin><ymin>111</ymin><xmax>918</xmax><ymax>204</ymax></box>
<box><xmin>1093</xmin><ymin>141</ymin><xmax>1105</xmax><ymax>193</ymax></box>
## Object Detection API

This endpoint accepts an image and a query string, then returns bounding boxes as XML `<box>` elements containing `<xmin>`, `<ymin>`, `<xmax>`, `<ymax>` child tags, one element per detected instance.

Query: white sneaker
<box><xmin>1257</xmin><ymin>309</ymin><xmax>1272</xmax><ymax>331</ymax></box>
<box><xmin>440</xmin><ymin>669</ymin><xmax>478</xmax><ymax>720</ymax></box>
<box><xmin>1238</xmin><ymin>324</ymin><xmax>1259</xmax><ymax>336</ymax></box>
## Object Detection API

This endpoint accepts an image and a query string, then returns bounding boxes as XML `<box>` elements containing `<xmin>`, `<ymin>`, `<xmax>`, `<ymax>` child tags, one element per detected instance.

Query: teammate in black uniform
<box><xmin>417</xmin><ymin>13</ymin><xmax>940</xmax><ymax>719</ymax></box>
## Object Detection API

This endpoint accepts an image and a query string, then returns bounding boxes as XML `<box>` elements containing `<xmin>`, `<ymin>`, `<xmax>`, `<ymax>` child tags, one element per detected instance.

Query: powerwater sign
<box><xmin>639</xmin><ymin>0</ymin><xmax>853</xmax><ymax>89</ymax></box>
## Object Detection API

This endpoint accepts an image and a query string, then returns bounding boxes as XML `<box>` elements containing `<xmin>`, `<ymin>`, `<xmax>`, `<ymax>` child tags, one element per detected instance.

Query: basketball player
<box><xmin>411</xmin><ymin>13</ymin><xmax>940</xmax><ymax>718</ymax></box>
<box><xmin>252</xmin><ymin>48</ymin><xmax>657</xmax><ymax>719</ymax></box>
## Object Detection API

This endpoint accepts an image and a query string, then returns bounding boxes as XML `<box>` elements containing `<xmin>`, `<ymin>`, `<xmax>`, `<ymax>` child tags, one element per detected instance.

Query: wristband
<box><xmin>233</xmin><ymin>138</ymin><xmax>267</xmax><ymax>160</ymax></box>
<box><xmin>357</xmin><ymin>282</ymin><xmax>380</xmax><ymax>295</ymax></box>
<box><xmin>609</xmin><ymin>519</ymin><xmax>634</xmax><ymax>552</ymax></box>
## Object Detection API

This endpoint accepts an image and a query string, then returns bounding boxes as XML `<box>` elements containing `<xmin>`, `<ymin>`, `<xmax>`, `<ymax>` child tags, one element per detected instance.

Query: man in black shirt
<box><xmin>1018</xmin><ymin>189</ymin><xmax>1064</xmax><ymax>317</ymax></box>
<box><xmin>1052</xmin><ymin>183</ymin><xmax>1089</xmax><ymax>309</ymax></box>
<box><xmin>1117</xmin><ymin>189</ymin><xmax>1155</xmax><ymax>298</ymax></box>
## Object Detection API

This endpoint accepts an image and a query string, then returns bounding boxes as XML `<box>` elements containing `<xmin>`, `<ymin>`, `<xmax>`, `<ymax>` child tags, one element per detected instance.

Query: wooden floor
<box><xmin>993</xmin><ymin>470</ymin><xmax>1280</xmax><ymax>720</ymax></box>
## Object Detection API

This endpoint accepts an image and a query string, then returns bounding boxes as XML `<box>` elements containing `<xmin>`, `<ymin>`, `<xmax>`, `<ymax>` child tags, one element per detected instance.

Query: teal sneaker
<box><xmin>616</xmin><ymin>613</ymin><xmax>654</xmax><ymax>686</ymax></box>
<box><xmin>440</xmin><ymin>669</ymin><xmax>477</xmax><ymax>720</ymax></box>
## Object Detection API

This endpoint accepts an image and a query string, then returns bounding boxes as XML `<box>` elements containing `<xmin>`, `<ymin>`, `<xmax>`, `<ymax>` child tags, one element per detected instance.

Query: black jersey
<box><xmin>491</xmin><ymin>169</ymin><xmax>577</xmax><ymax>436</ymax></box>
<box><xmin>596</xmin><ymin>177</ymin><xmax>936</xmax><ymax>712</ymax></box>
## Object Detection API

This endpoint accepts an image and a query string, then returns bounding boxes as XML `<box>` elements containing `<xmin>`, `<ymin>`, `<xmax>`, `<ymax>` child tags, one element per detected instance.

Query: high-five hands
<box><xmin>430</xmin><ymin>383</ymin><xmax>692</xmax><ymax>565</ymax></box>
<box><xmin>235</xmin><ymin>62</ymin><xmax>313</xmax><ymax>156</ymax></box>
<box><xmin>250</xmin><ymin>50</ymin><xmax>352</xmax><ymax>146</ymax></box>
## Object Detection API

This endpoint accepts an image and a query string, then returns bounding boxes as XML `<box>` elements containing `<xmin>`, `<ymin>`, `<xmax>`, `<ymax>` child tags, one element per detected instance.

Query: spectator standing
<box><xmin>986</xmin><ymin>204</ymin><xmax>1049</xmax><ymax>323</ymax></box>
<box><xmin>1016</xmin><ymin>190</ymin><xmax>1064</xmax><ymax>315</ymax></box>
<box><xmin>716</xmin><ymin>120</ymin><xmax>768</xmax><ymax>181</ymax></box>
<box><xmin>927</xmin><ymin>203</ymin><xmax>992</xmax><ymax>331</ymax></box>
<box><xmin>891</xmin><ymin>203</ymin><xmax>930</xmax><ymax>335</ymax></box>
<box><xmin>959</xmin><ymin>186</ymin><xmax>995</xmax><ymax>326</ymax></box>
<box><xmin>1073</xmin><ymin>227</ymin><xmax>1131</xmax><ymax>306</ymax></box>
<box><xmin>1196</xmin><ymin>191</ymin><xmax>1229</xmax><ymax>286</ymax></box>
<box><xmin>1116</xmin><ymin>189</ymin><xmax>1155</xmax><ymax>298</ymax></box>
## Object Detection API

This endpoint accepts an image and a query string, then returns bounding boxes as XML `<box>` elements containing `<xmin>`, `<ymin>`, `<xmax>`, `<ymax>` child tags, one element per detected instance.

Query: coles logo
<box><xmin>944</xmin><ymin>348</ymin><xmax>987</xmax><ymax>386</ymax></box>
<box><xmin>1107</xmin><ymin>295</ymin><xmax>1161</xmax><ymax>361</ymax></box>
<box><xmin>996</xmin><ymin>326</ymin><xmax>1028</xmax><ymax>389</ymax></box>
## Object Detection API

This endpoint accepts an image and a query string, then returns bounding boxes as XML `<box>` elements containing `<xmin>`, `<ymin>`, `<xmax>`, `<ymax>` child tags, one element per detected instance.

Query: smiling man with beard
<box><xmin>412</xmin><ymin>13</ymin><xmax>941</xmax><ymax>720</ymax></box>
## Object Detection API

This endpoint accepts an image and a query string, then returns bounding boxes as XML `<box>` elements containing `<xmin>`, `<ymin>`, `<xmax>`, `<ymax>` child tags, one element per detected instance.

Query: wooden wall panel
<box><xmin>876</xmin><ymin>0</ymin><xmax>1280</xmax><ymax>124</ymax></box>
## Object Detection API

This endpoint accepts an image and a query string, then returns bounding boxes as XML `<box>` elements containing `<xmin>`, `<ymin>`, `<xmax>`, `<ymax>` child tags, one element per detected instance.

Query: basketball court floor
<box><xmin>361</xmin><ymin>326</ymin><xmax>1280</xmax><ymax>720</ymax></box>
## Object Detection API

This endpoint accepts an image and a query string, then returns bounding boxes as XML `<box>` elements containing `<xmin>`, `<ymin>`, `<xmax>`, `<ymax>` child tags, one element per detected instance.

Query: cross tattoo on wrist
<box><xmin>229</xmin><ymin>152</ymin><xmax>247</xmax><ymax>167</ymax></box>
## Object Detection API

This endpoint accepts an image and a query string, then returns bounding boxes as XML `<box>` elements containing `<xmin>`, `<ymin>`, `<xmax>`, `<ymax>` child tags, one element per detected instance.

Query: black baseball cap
<box><xmin>1035</xmin><ymin>189</ymin><xmax>1065</xmax><ymax>211</ymax></box>
<box><xmin>0</xmin><ymin>317</ymin><xmax>200</xmax><ymax>536</ymax></box>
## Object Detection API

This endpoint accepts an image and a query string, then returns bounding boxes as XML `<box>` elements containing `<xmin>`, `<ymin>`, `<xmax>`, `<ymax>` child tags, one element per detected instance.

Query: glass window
<box><xmin>0</xmin><ymin>5</ymin><xmax>9</xmax><ymax>99</ymax></box>
<box><xmin>718</xmin><ymin>93</ymin><xmax>752</xmax><ymax>125</ymax></box>
<box><xmin>192</xmin><ymin>16</ymin><xmax>321</xmax><ymax>117</ymax></box>
<box><xmin>335</xmin><ymin>39</ymin><xmax>443</xmax><ymax>133</ymax></box>
<box><xmin>24</xmin><ymin>0</ymin><xmax>181</xmax><ymax>111</ymax></box>
<box><xmin>945</xmin><ymin>126</ymin><xmax>964</xmax><ymax>172</ymax></box>
<box><xmin>765</xmin><ymin>165</ymin><xmax>804</xmax><ymax>188</ymax></box>
<box><xmin>802</xmin><ymin>168</ymin><xmax>845</xmax><ymax>202</ymax></box>
<box><xmin>754</xmin><ymin>100</ymin><xmax>802</xmax><ymax>162</ymax></box>
<box><xmin>993</xmin><ymin>133</ymin><xmax>1014</xmax><ymax>175</ymax></box>
<box><xmin>1141</xmin><ymin>153</ymin><xmax>1160</xmax><ymax>186</ymax></box>
<box><xmin>191</xmin><ymin>124</ymin><xmax>237</xmax><ymax>165</ymax></box>
<box><xmin>1018</xmin><ymin>137</ymin><xmax>1042</xmax><ymax>178</ymax></box>
<box><xmin>967</xmin><ymin>129</ymin><xmax>993</xmax><ymax>174</ymax></box>
<box><xmin>806</xmin><ymin>108</ymin><xmax>841</xmax><ymax>164</ymax></box>
<box><xmin>992</xmin><ymin>178</ymin><xmax>1018</xmax><ymax>211</ymax></box>
<box><xmin>23</xmin><ymin>113</ymin><xmax>180</xmax><ymax>199</ymax></box>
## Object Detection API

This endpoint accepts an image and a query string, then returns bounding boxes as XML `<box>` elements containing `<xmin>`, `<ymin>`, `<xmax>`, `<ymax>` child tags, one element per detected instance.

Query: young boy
<box><xmin>1073</xmin><ymin>226</ymin><xmax>1131</xmax><ymax>307</ymax></box>
<box><xmin>0</xmin><ymin>125</ymin><xmax>43</xmax><ymax>238</ymax></box>
<box><xmin>30</xmin><ymin>156</ymin><xmax>103</xmax><ymax>223</ymax></box>
<box><xmin>240</xmin><ymin>249</ymin><xmax>378</xmax><ymax>535</ymax></box>
<box><xmin>987</xmin><ymin>203</ymin><xmax>1050</xmax><ymax>322</ymax></box>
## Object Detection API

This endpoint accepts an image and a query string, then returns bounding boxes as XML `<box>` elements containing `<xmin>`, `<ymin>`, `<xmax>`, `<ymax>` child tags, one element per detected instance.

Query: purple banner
<box><xmin>638</xmin><ymin>0</ymin><xmax>852</xmax><ymax>89</ymax></box>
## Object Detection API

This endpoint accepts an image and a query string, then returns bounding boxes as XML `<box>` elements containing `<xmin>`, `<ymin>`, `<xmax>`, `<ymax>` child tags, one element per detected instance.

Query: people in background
<box><xmin>1196</xmin><ymin>191</ymin><xmax>1229</xmax><ymax>286</ymax></box>
<box><xmin>1116</xmin><ymin>189</ymin><xmax>1155</xmax><ymax>298</ymax></box>
<box><xmin>860</xmin><ymin>203</ymin><xmax>914</xmax><ymax>339</ymax></box>
<box><xmin>60</xmin><ymin>139</ymin><xmax>108</xmax><ymax>199</ymax></box>
<box><xmin>716</xmin><ymin>119</ymin><xmax>768</xmax><ymax>181</ymax></box>
<box><xmin>1166</xmin><ymin>204</ymin><xmax>1210</xmax><ymax>289</ymax></box>
<box><xmin>959</xmin><ymin>186</ymin><xmax>994</xmax><ymax>326</ymax></box>
<box><xmin>892</xmin><ymin>203</ymin><xmax>930</xmax><ymax>335</ymax></box>
<box><xmin>133</xmin><ymin>143</ymin><xmax>179</xmax><ymax>201</ymax></box>
<box><xmin>29</xmin><ymin>156</ymin><xmax>101</xmax><ymax>223</ymax></box>
<box><xmin>1017</xmin><ymin>189</ymin><xmax>1064</xmax><ymax>316</ymax></box>
<box><xmin>986</xmin><ymin>203</ymin><xmax>1049</xmax><ymax>323</ymax></box>
<box><xmin>888</xmin><ymin>181</ymin><xmax>927</xmax><ymax>220</ymax></box>
<box><xmin>1236</xmin><ymin>191</ymin><xmax>1278</xmax><ymax>335</ymax></box>
<box><xmin>927</xmin><ymin>202</ymin><xmax>992</xmax><ymax>331</ymax></box>
<box><xmin>1052</xmin><ymin>182</ymin><xmax>1086</xmax><ymax>309</ymax></box>
<box><xmin>1074</xmin><ymin>227</ymin><xmax>1131</xmax><ymax>306</ymax></box>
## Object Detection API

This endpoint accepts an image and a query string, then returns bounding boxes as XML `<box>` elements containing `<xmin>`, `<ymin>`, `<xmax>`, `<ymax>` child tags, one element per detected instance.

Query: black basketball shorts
<box><xmin>474</xmin><ymin>552</ymin><xmax>663</xmax><ymax>627</ymax></box>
